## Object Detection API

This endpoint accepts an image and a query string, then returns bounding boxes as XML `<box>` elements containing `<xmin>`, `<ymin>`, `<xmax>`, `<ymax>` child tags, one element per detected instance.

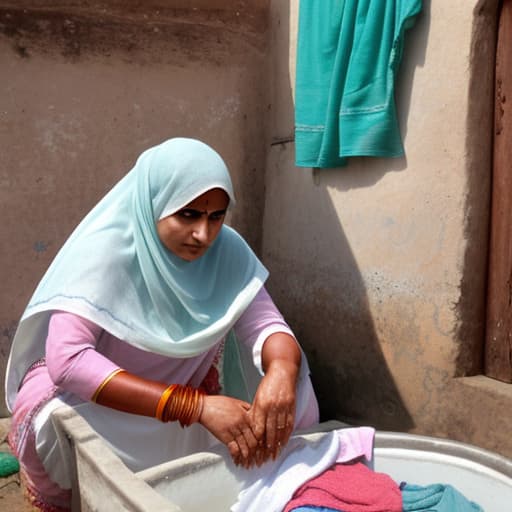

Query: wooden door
<box><xmin>485</xmin><ymin>0</ymin><xmax>512</xmax><ymax>382</ymax></box>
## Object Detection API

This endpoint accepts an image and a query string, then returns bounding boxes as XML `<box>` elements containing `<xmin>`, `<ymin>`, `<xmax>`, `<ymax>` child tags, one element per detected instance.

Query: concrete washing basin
<box><xmin>51</xmin><ymin>406</ymin><xmax>512</xmax><ymax>512</ymax></box>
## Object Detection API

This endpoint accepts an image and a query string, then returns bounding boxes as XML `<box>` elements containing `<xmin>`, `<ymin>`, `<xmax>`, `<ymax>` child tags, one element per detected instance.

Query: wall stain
<box><xmin>0</xmin><ymin>6</ymin><xmax>268</xmax><ymax>63</ymax></box>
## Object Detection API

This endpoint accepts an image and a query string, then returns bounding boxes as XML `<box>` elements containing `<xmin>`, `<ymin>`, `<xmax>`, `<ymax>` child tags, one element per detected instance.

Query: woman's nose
<box><xmin>192</xmin><ymin>219</ymin><xmax>209</xmax><ymax>244</ymax></box>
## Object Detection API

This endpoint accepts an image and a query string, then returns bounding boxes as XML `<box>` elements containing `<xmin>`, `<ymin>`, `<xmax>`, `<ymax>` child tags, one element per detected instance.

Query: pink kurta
<box><xmin>9</xmin><ymin>287</ymin><xmax>319</xmax><ymax>511</ymax></box>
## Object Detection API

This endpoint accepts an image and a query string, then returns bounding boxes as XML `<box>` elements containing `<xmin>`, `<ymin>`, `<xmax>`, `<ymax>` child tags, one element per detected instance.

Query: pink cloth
<box><xmin>284</xmin><ymin>462</ymin><xmax>402</xmax><ymax>512</ymax></box>
<box><xmin>335</xmin><ymin>426</ymin><xmax>374</xmax><ymax>464</ymax></box>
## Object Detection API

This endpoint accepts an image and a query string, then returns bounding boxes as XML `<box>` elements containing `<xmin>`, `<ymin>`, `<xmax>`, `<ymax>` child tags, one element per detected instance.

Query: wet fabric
<box><xmin>401</xmin><ymin>483</ymin><xmax>484</xmax><ymax>511</ymax></box>
<box><xmin>284</xmin><ymin>461</ymin><xmax>402</xmax><ymax>512</ymax></box>
<box><xmin>232</xmin><ymin>427</ymin><xmax>375</xmax><ymax>512</ymax></box>
<box><xmin>6</xmin><ymin>138</ymin><xmax>269</xmax><ymax>411</ymax></box>
<box><xmin>295</xmin><ymin>0</ymin><xmax>422</xmax><ymax>168</ymax></box>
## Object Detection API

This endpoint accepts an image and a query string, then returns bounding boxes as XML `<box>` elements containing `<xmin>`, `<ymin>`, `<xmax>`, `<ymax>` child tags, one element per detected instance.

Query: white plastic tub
<box><xmin>373</xmin><ymin>431</ymin><xmax>512</xmax><ymax>511</ymax></box>
<box><xmin>138</xmin><ymin>421</ymin><xmax>512</xmax><ymax>512</ymax></box>
<box><xmin>52</xmin><ymin>409</ymin><xmax>512</xmax><ymax>512</ymax></box>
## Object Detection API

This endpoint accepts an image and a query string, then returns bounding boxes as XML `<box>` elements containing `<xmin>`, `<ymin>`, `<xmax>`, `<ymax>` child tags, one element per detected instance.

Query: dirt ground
<box><xmin>0</xmin><ymin>418</ymin><xmax>33</xmax><ymax>511</ymax></box>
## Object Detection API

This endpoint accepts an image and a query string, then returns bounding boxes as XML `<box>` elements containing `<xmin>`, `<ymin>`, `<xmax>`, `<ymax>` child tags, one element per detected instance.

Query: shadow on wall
<box><xmin>264</xmin><ymin>1</ymin><xmax>431</xmax><ymax>432</ymax></box>
<box><xmin>265</xmin><ymin>145</ymin><xmax>416</xmax><ymax>432</ymax></box>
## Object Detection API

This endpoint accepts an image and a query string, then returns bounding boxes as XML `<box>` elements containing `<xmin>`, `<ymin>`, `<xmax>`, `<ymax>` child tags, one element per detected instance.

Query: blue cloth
<box><xmin>295</xmin><ymin>0</ymin><xmax>422</xmax><ymax>168</ymax></box>
<box><xmin>6</xmin><ymin>138</ymin><xmax>268</xmax><ymax>410</ymax></box>
<box><xmin>402</xmin><ymin>483</ymin><xmax>484</xmax><ymax>511</ymax></box>
<box><xmin>289</xmin><ymin>508</ymin><xmax>343</xmax><ymax>512</ymax></box>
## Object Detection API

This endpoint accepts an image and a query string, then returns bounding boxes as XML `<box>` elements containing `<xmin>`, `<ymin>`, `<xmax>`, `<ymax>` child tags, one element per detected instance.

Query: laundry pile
<box><xmin>284</xmin><ymin>463</ymin><xmax>483</xmax><ymax>512</ymax></box>
<box><xmin>231</xmin><ymin>427</ymin><xmax>484</xmax><ymax>512</ymax></box>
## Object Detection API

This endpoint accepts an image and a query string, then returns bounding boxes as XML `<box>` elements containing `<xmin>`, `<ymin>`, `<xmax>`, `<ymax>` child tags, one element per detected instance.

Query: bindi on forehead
<box><xmin>187</xmin><ymin>189</ymin><xmax>229</xmax><ymax>210</ymax></box>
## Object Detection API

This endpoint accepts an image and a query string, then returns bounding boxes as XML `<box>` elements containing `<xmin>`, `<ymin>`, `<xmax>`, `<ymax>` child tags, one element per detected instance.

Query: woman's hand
<box><xmin>199</xmin><ymin>333</ymin><xmax>301</xmax><ymax>468</ymax></box>
<box><xmin>250</xmin><ymin>359</ymin><xmax>299</xmax><ymax>464</ymax></box>
<box><xmin>198</xmin><ymin>395</ymin><xmax>259</xmax><ymax>467</ymax></box>
<box><xmin>249</xmin><ymin>332</ymin><xmax>301</xmax><ymax>465</ymax></box>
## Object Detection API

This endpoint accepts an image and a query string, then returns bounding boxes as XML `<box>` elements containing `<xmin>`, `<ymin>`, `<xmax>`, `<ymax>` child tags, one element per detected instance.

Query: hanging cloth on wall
<box><xmin>295</xmin><ymin>0</ymin><xmax>422</xmax><ymax>168</ymax></box>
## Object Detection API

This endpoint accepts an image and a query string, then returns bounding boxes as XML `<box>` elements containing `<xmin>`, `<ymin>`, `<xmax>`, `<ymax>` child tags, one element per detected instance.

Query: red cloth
<box><xmin>283</xmin><ymin>461</ymin><xmax>402</xmax><ymax>512</ymax></box>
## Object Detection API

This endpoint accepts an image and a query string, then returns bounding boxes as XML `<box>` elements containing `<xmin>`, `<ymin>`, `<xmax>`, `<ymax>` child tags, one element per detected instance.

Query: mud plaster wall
<box><xmin>263</xmin><ymin>0</ymin><xmax>512</xmax><ymax>457</ymax></box>
<box><xmin>0</xmin><ymin>1</ymin><xmax>270</xmax><ymax>415</ymax></box>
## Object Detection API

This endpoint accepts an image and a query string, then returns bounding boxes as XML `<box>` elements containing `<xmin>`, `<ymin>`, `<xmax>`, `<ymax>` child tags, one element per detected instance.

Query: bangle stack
<box><xmin>155</xmin><ymin>384</ymin><xmax>205</xmax><ymax>427</ymax></box>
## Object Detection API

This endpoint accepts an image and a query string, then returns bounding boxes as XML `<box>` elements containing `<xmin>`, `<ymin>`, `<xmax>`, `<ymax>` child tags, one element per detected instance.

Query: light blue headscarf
<box><xmin>6</xmin><ymin>138</ymin><xmax>268</xmax><ymax>410</ymax></box>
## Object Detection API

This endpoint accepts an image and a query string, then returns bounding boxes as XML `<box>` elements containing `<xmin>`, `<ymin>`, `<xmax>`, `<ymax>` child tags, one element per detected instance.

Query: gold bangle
<box><xmin>91</xmin><ymin>369</ymin><xmax>125</xmax><ymax>402</ymax></box>
<box><xmin>178</xmin><ymin>387</ymin><xmax>206</xmax><ymax>427</ymax></box>
<box><xmin>155</xmin><ymin>384</ymin><xmax>177</xmax><ymax>421</ymax></box>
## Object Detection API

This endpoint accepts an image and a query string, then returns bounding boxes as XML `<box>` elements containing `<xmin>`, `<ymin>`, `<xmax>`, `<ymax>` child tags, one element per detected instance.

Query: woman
<box><xmin>5</xmin><ymin>138</ymin><xmax>319</xmax><ymax>511</ymax></box>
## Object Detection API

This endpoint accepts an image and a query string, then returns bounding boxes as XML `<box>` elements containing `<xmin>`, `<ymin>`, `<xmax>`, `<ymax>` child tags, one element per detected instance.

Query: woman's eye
<box><xmin>174</xmin><ymin>208</ymin><xmax>226</xmax><ymax>221</ymax></box>
<box><xmin>177</xmin><ymin>209</ymin><xmax>201</xmax><ymax>219</ymax></box>
<box><xmin>209</xmin><ymin>211</ymin><xmax>226</xmax><ymax>221</ymax></box>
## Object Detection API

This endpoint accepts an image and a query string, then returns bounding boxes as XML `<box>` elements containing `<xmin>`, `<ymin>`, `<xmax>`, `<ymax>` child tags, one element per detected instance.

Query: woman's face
<box><xmin>157</xmin><ymin>188</ymin><xmax>229</xmax><ymax>261</ymax></box>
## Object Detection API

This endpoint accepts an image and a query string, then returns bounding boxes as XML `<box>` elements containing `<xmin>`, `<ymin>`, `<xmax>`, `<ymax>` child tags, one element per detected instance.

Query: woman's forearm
<box><xmin>93</xmin><ymin>370</ymin><xmax>168</xmax><ymax>417</ymax></box>
<box><xmin>261</xmin><ymin>332</ymin><xmax>301</xmax><ymax>379</ymax></box>
<box><xmin>94</xmin><ymin>370</ymin><xmax>205</xmax><ymax>425</ymax></box>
